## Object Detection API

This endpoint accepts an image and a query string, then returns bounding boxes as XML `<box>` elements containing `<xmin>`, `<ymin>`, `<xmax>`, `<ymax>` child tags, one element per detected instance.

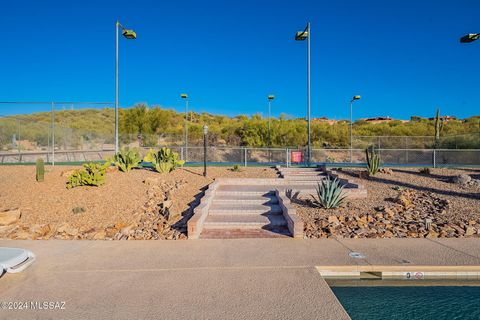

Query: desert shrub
<box><xmin>109</xmin><ymin>148</ymin><xmax>142</xmax><ymax>172</ymax></box>
<box><xmin>419</xmin><ymin>167</ymin><xmax>431</xmax><ymax>175</ymax></box>
<box><xmin>311</xmin><ymin>176</ymin><xmax>347</xmax><ymax>209</ymax></box>
<box><xmin>67</xmin><ymin>162</ymin><xmax>109</xmax><ymax>189</ymax></box>
<box><xmin>143</xmin><ymin>147</ymin><xmax>185</xmax><ymax>173</ymax></box>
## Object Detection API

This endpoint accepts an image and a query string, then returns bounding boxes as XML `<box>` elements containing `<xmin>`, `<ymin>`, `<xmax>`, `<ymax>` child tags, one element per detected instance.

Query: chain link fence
<box><xmin>353</xmin><ymin>133</ymin><xmax>480</xmax><ymax>149</ymax></box>
<box><xmin>1</xmin><ymin>103</ymin><xmax>478</xmax><ymax>166</ymax></box>
<box><xmin>0</xmin><ymin>102</ymin><xmax>114</xmax><ymax>163</ymax></box>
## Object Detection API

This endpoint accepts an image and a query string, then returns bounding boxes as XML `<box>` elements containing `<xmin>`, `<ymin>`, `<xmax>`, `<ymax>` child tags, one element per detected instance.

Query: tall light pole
<box><xmin>267</xmin><ymin>95</ymin><xmax>275</xmax><ymax>147</ymax></box>
<box><xmin>350</xmin><ymin>95</ymin><xmax>361</xmax><ymax>163</ymax></box>
<box><xmin>203</xmin><ymin>125</ymin><xmax>208</xmax><ymax>177</ymax></box>
<box><xmin>295</xmin><ymin>22</ymin><xmax>311</xmax><ymax>166</ymax></box>
<box><xmin>115</xmin><ymin>21</ymin><xmax>137</xmax><ymax>154</ymax></box>
<box><xmin>459</xmin><ymin>33</ymin><xmax>479</xmax><ymax>132</ymax></box>
<box><xmin>181</xmin><ymin>93</ymin><xmax>189</xmax><ymax>161</ymax></box>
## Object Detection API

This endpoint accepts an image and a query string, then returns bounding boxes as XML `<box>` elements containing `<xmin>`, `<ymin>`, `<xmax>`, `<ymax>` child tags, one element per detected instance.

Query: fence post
<box><xmin>286</xmin><ymin>148</ymin><xmax>289</xmax><ymax>167</ymax></box>
<box><xmin>433</xmin><ymin>149</ymin><xmax>436</xmax><ymax>168</ymax></box>
<box><xmin>244</xmin><ymin>147</ymin><xmax>247</xmax><ymax>167</ymax></box>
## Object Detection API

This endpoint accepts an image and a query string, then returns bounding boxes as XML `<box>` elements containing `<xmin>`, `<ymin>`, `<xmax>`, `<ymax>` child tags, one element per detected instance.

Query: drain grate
<box><xmin>349</xmin><ymin>252</ymin><xmax>366</xmax><ymax>259</ymax></box>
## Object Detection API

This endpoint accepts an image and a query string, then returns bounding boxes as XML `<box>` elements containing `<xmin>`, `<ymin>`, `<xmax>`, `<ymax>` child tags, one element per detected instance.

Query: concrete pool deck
<box><xmin>0</xmin><ymin>238</ymin><xmax>479</xmax><ymax>319</ymax></box>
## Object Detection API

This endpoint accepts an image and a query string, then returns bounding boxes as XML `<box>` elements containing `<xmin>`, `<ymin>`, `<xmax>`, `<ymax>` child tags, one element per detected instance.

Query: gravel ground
<box><xmin>0</xmin><ymin>165</ymin><xmax>276</xmax><ymax>230</ymax></box>
<box><xmin>295</xmin><ymin>167</ymin><xmax>480</xmax><ymax>236</ymax></box>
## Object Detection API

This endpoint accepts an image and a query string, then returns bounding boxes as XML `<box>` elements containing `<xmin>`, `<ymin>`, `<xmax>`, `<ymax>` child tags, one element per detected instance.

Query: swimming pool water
<box><xmin>332</xmin><ymin>286</ymin><xmax>480</xmax><ymax>320</ymax></box>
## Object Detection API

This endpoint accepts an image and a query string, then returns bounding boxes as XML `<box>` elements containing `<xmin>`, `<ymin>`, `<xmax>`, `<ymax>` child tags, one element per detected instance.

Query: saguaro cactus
<box><xmin>36</xmin><ymin>158</ymin><xmax>45</xmax><ymax>182</ymax></box>
<box><xmin>434</xmin><ymin>108</ymin><xmax>443</xmax><ymax>147</ymax></box>
<box><xmin>366</xmin><ymin>147</ymin><xmax>380</xmax><ymax>176</ymax></box>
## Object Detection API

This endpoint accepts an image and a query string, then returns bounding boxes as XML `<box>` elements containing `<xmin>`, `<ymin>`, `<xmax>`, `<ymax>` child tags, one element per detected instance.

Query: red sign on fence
<box><xmin>291</xmin><ymin>151</ymin><xmax>303</xmax><ymax>163</ymax></box>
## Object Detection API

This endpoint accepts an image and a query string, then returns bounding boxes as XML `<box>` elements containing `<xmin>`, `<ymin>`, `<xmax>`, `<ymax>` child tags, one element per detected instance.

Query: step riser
<box><xmin>279</xmin><ymin>168</ymin><xmax>323</xmax><ymax>171</ymax></box>
<box><xmin>209</xmin><ymin>206</ymin><xmax>282</xmax><ymax>213</ymax></box>
<box><xmin>280</xmin><ymin>171</ymin><xmax>325</xmax><ymax>174</ymax></box>
<box><xmin>212</xmin><ymin>200</ymin><xmax>278</xmax><ymax>206</ymax></box>
<box><xmin>209</xmin><ymin>211</ymin><xmax>283</xmax><ymax>216</ymax></box>
<box><xmin>209</xmin><ymin>204</ymin><xmax>282</xmax><ymax>212</ymax></box>
<box><xmin>282</xmin><ymin>177</ymin><xmax>327</xmax><ymax>181</ymax></box>
<box><xmin>200</xmin><ymin>228</ymin><xmax>291</xmax><ymax>239</ymax></box>
<box><xmin>215</xmin><ymin>191</ymin><xmax>275</xmax><ymax>196</ymax></box>
<box><xmin>281</xmin><ymin>174</ymin><xmax>325</xmax><ymax>177</ymax></box>
<box><xmin>212</xmin><ymin>199</ymin><xmax>279</xmax><ymax>205</ymax></box>
<box><xmin>204</xmin><ymin>222</ymin><xmax>287</xmax><ymax>229</ymax></box>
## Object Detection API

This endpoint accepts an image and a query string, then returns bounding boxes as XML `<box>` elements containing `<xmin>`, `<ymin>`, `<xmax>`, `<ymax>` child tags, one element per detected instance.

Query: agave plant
<box><xmin>311</xmin><ymin>176</ymin><xmax>347</xmax><ymax>209</ymax></box>
<box><xmin>108</xmin><ymin>148</ymin><xmax>142</xmax><ymax>172</ymax></box>
<box><xmin>143</xmin><ymin>147</ymin><xmax>185</xmax><ymax>173</ymax></box>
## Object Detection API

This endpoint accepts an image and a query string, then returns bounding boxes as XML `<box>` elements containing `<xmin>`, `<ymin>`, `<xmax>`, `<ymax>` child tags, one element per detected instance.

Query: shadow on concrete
<box><xmin>171</xmin><ymin>185</ymin><xmax>209</xmax><ymax>236</ymax></box>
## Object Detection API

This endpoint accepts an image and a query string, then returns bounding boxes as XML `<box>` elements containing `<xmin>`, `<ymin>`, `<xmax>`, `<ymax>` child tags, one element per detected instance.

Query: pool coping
<box><xmin>316</xmin><ymin>265</ymin><xmax>480</xmax><ymax>280</ymax></box>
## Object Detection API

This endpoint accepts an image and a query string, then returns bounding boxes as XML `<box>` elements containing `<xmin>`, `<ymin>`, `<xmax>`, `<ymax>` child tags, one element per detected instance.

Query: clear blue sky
<box><xmin>0</xmin><ymin>0</ymin><xmax>479</xmax><ymax>120</ymax></box>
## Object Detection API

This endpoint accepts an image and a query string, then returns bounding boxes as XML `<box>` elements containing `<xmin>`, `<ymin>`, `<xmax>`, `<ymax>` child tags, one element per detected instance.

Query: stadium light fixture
<box><xmin>460</xmin><ymin>33</ymin><xmax>479</xmax><ymax>43</ymax></box>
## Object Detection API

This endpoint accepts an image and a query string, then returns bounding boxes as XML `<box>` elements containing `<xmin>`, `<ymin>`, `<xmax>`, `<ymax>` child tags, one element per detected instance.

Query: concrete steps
<box><xmin>209</xmin><ymin>203</ymin><xmax>282</xmax><ymax>215</ymax></box>
<box><xmin>199</xmin><ymin>186</ymin><xmax>292</xmax><ymax>239</ymax></box>
<box><xmin>199</xmin><ymin>228</ymin><xmax>291</xmax><ymax>239</ymax></box>
<box><xmin>278</xmin><ymin>167</ymin><xmax>328</xmax><ymax>181</ymax></box>
<box><xmin>211</xmin><ymin>194</ymin><xmax>279</xmax><ymax>205</ymax></box>
<box><xmin>281</xmin><ymin>175</ymin><xmax>327</xmax><ymax>181</ymax></box>
<box><xmin>215</xmin><ymin>185</ymin><xmax>274</xmax><ymax>196</ymax></box>
<box><xmin>204</xmin><ymin>214</ymin><xmax>288</xmax><ymax>229</ymax></box>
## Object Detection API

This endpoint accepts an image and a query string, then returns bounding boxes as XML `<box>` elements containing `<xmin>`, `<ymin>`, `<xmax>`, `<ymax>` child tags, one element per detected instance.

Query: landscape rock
<box><xmin>93</xmin><ymin>230</ymin><xmax>106</xmax><ymax>240</ymax></box>
<box><xmin>302</xmin><ymin>188</ymin><xmax>477</xmax><ymax>239</ymax></box>
<box><xmin>30</xmin><ymin>224</ymin><xmax>51</xmax><ymax>237</ymax></box>
<box><xmin>56</xmin><ymin>223</ymin><xmax>79</xmax><ymax>237</ymax></box>
<box><xmin>379</xmin><ymin>168</ymin><xmax>393</xmax><ymax>175</ymax></box>
<box><xmin>452</xmin><ymin>174</ymin><xmax>471</xmax><ymax>185</ymax></box>
<box><xmin>0</xmin><ymin>209</ymin><xmax>21</xmax><ymax>226</ymax></box>
<box><xmin>465</xmin><ymin>226</ymin><xmax>476</xmax><ymax>237</ymax></box>
<box><xmin>13</xmin><ymin>230</ymin><xmax>34</xmax><ymax>240</ymax></box>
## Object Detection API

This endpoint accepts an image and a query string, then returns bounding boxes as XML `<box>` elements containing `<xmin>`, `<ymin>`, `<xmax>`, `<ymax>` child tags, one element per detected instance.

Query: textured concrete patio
<box><xmin>1</xmin><ymin>239</ymin><xmax>479</xmax><ymax>320</ymax></box>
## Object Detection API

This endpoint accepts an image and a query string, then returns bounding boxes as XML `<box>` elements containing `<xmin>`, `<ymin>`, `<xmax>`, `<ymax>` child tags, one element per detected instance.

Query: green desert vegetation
<box><xmin>1</xmin><ymin>104</ymin><xmax>478</xmax><ymax>150</ymax></box>
<box><xmin>108</xmin><ymin>148</ymin><xmax>142</xmax><ymax>172</ymax></box>
<box><xmin>143</xmin><ymin>147</ymin><xmax>185</xmax><ymax>173</ymax></box>
<box><xmin>311</xmin><ymin>176</ymin><xmax>347</xmax><ymax>209</ymax></box>
<box><xmin>66</xmin><ymin>162</ymin><xmax>109</xmax><ymax>189</ymax></box>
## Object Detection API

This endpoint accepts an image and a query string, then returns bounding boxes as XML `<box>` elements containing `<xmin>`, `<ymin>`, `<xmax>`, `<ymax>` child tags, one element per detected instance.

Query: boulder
<box><xmin>30</xmin><ymin>224</ymin><xmax>51</xmax><ymax>237</ymax></box>
<box><xmin>12</xmin><ymin>230</ymin><xmax>34</xmax><ymax>240</ymax></box>
<box><xmin>452</xmin><ymin>174</ymin><xmax>471</xmax><ymax>185</ymax></box>
<box><xmin>0</xmin><ymin>209</ymin><xmax>21</xmax><ymax>226</ymax></box>
<box><xmin>92</xmin><ymin>230</ymin><xmax>106</xmax><ymax>240</ymax></box>
<box><xmin>328</xmin><ymin>215</ymin><xmax>339</xmax><ymax>225</ymax></box>
<box><xmin>465</xmin><ymin>227</ymin><xmax>476</xmax><ymax>237</ymax></box>
<box><xmin>379</xmin><ymin>168</ymin><xmax>393</xmax><ymax>174</ymax></box>
<box><xmin>56</xmin><ymin>223</ymin><xmax>79</xmax><ymax>237</ymax></box>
